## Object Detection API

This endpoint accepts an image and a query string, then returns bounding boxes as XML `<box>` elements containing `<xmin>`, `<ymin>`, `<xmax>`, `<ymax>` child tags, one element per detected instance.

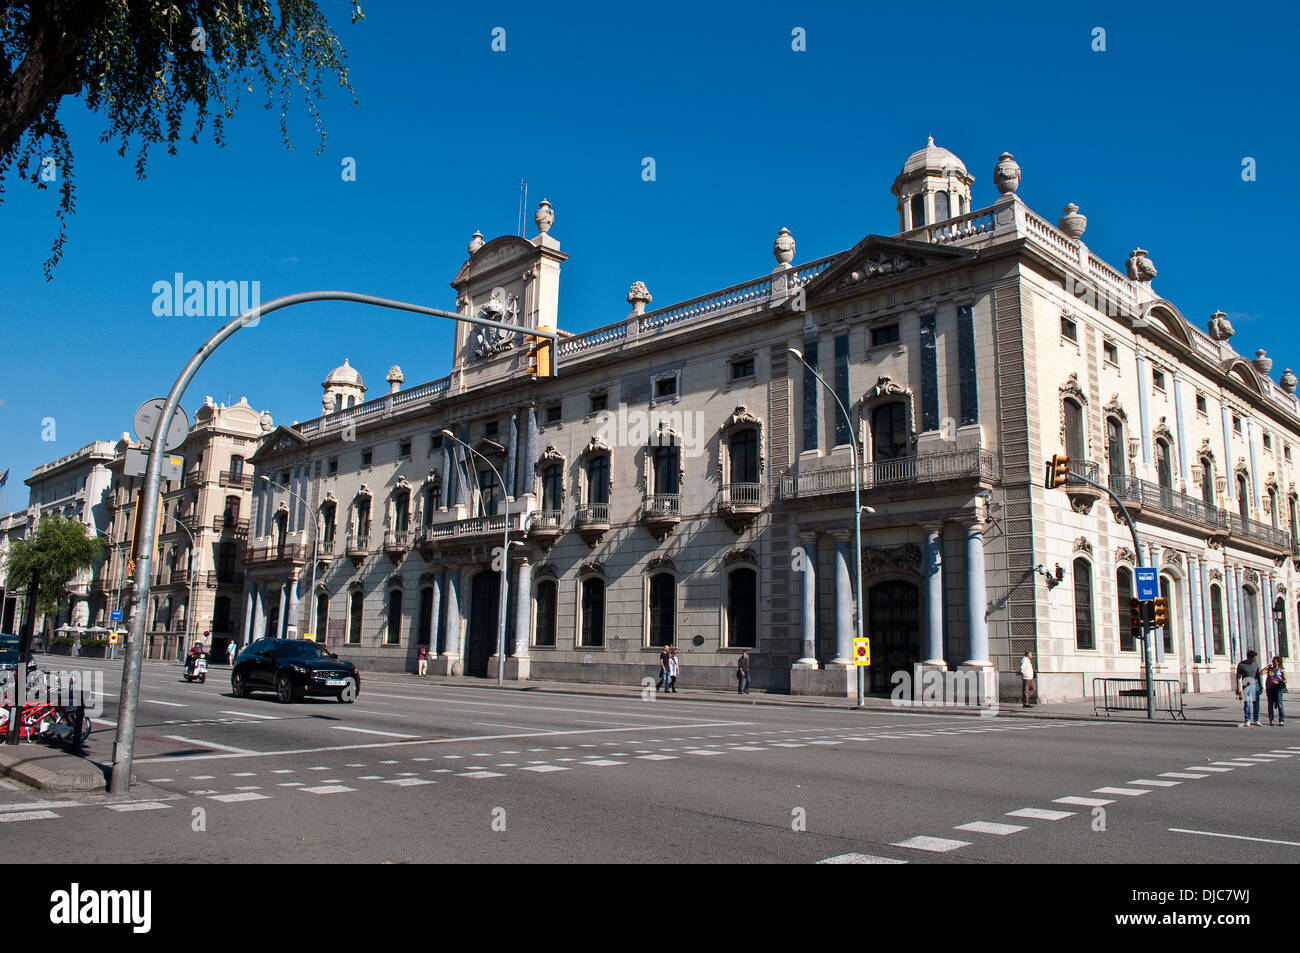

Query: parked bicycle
<box><xmin>0</xmin><ymin>702</ymin><xmax>92</xmax><ymax>747</ymax></box>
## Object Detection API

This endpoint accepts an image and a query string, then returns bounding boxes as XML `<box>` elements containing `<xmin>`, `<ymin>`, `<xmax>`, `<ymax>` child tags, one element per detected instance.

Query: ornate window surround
<box><xmin>860</xmin><ymin>376</ymin><xmax>916</xmax><ymax>463</ymax></box>
<box><xmin>716</xmin><ymin>405</ymin><xmax>765</xmax><ymax>484</ymax></box>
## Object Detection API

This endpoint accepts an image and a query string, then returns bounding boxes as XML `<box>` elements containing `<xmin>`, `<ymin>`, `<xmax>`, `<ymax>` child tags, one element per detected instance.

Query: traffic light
<box><xmin>526</xmin><ymin>322</ymin><xmax>557</xmax><ymax>377</ymax></box>
<box><xmin>1129</xmin><ymin>598</ymin><xmax>1143</xmax><ymax>629</ymax></box>
<box><xmin>1153</xmin><ymin>596</ymin><xmax>1169</xmax><ymax>627</ymax></box>
<box><xmin>1045</xmin><ymin>454</ymin><xmax>1071</xmax><ymax>489</ymax></box>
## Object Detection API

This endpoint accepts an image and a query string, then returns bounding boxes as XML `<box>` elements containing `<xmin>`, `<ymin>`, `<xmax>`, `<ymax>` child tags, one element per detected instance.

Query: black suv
<box><xmin>231</xmin><ymin>638</ymin><xmax>359</xmax><ymax>704</ymax></box>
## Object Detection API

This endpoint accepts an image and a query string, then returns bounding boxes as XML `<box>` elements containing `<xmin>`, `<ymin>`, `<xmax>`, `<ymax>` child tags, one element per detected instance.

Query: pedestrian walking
<box><xmin>1020</xmin><ymin>651</ymin><xmax>1036</xmax><ymax>707</ymax></box>
<box><xmin>418</xmin><ymin>645</ymin><xmax>428</xmax><ymax>677</ymax></box>
<box><xmin>1265</xmin><ymin>655</ymin><xmax>1287</xmax><ymax>726</ymax></box>
<box><xmin>226</xmin><ymin>640</ymin><xmax>236</xmax><ymax>665</ymax></box>
<box><xmin>736</xmin><ymin>650</ymin><xmax>751</xmax><ymax>694</ymax></box>
<box><xmin>659</xmin><ymin>645</ymin><xmax>672</xmax><ymax>693</ymax></box>
<box><xmin>668</xmin><ymin>647</ymin><xmax>679</xmax><ymax>693</ymax></box>
<box><xmin>1236</xmin><ymin>649</ymin><xmax>1263</xmax><ymax>727</ymax></box>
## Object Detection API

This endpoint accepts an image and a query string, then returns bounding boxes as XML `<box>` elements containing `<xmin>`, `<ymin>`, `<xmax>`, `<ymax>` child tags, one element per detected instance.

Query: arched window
<box><xmin>1117</xmin><ymin>567</ymin><xmax>1136</xmax><ymax>652</ymax></box>
<box><xmin>726</xmin><ymin>568</ymin><xmax>757</xmax><ymax>648</ymax></box>
<box><xmin>422</xmin><ymin>484</ymin><xmax>438</xmax><ymax>524</ymax></box>
<box><xmin>386</xmin><ymin>588</ymin><xmax>403</xmax><ymax>644</ymax></box>
<box><xmin>729</xmin><ymin>429</ymin><xmax>760</xmax><ymax>486</ymax></box>
<box><xmin>315</xmin><ymin>592</ymin><xmax>329</xmax><ymax>641</ymax></box>
<box><xmin>652</xmin><ymin>445</ymin><xmax>680</xmax><ymax>495</ymax></box>
<box><xmin>1276</xmin><ymin>598</ymin><xmax>1289</xmax><ymax>659</ymax></box>
<box><xmin>348</xmin><ymin>590</ymin><xmax>364</xmax><ymax>644</ymax></box>
<box><xmin>320</xmin><ymin>501</ymin><xmax>337</xmax><ymax>544</ymax></box>
<box><xmin>1074</xmin><ymin>558</ymin><xmax>1094</xmax><ymax>650</ymax></box>
<box><xmin>1064</xmin><ymin>399</ymin><xmax>1085</xmax><ymax>468</ymax></box>
<box><xmin>354</xmin><ymin>495</ymin><xmax>371</xmax><ymax>540</ymax></box>
<box><xmin>872</xmin><ymin>402</ymin><xmax>908</xmax><ymax>460</ymax></box>
<box><xmin>1159</xmin><ymin>575</ymin><xmax>1175</xmax><ymax>654</ymax></box>
<box><xmin>1237</xmin><ymin>473</ymin><xmax>1249</xmax><ymax>519</ymax></box>
<box><xmin>541</xmin><ymin>463</ymin><xmax>563</xmax><ymax>513</ymax></box>
<box><xmin>417</xmin><ymin>586</ymin><xmax>434</xmax><ymax>647</ymax></box>
<box><xmin>273</xmin><ymin>510</ymin><xmax>288</xmax><ymax>555</ymax></box>
<box><xmin>933</xmin><ymin>191</ymin><xmax>949</xmax><ymax>221</ymax></box>
<box><xmin>1201</xmin><ymin>459</ymin><xmax>1215</xmax><ymax>505</ymax></box>
<box><xmin>1155</xmin><ymin>438</ymin><xmax>1173</xmax><ymax>490</ymax></box>
<box><xmin>393</xmin><ymin>488</ymin><xmax>410</xmax><ymax>534</ymax></box>
<box><xmin>648</xmin><ymin>573</ymin><xmax>676</xmax><ymax>647</ymax></box>
<box><xmin>223</xmin><ymin>495</ymin><xmax>240</xmax><ymax>522</ymax></box>
<box><xmin>1210</xmin><ymin>584</ymin><xmax>1225</xmax><ymax>656</ymax></box>
<box><xmin>534</xmin><ymin>580</ymin><xmax>557</xmax><ymax>647</ymax></box>
<box><xmin>586</xmin><ymin>455</ymin><xmax>610</xmax><ymax>506</ymax></box>
<box><xmin>580</xmin><ymin>577</ymin><xmax>605</xmax><ymax>647</ymax></box>
<box><xmin>910</xmin><ymin>193</ymin><xmax>925</xmax><ymax>228</ymax></box>
<box><xmin>228</xmin><ymin>455</ymin><xmax>244</xmax><ymax>479</ymax></box>
<box><xmin>1106</xmin><ymin>417</ymin><xmax>1125</xmax><ymax>481</ymax></box>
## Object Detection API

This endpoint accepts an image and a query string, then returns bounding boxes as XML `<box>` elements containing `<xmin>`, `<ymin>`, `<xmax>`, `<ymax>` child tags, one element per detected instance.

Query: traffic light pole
<box><xmin>1051</xmin><ymin>467</ymin><xmax>1155</xmax><ymax>720</ymax></box>
<box><xmin>109</xmin><ymin>291</ymin><xmax>560</xmax><ymax>795</ymax></box>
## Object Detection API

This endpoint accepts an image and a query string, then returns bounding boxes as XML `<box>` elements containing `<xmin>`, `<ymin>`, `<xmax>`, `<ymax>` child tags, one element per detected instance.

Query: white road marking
<box><xmin>271</xmin><ymin>769</ymin><xmax>295</xmax><ymax>774</ymax></box>
<box><xmin>353</xmin><ymin>709</ymin><xmax>404</xmax><ymax>717</ymax></box>
<box><xmin>107</xmin><ymin>802</ymin><xmax>171</xmax><ymax>812</ymax></box>
<box><xmin>189</xmin><ymin>775</ymin><xmax>216</xmax><ymax>780</ymax></box>
<box><xmin>278</xmin><ymin>782</ymin><xmax>304</xmax><ymax>787</ymax></box>
<box><xmin>299</xmin><ymin>785</ymin><xmax>355</xmax><ymax>794</ymax></box>
<box><xmin>818</xmin><ymin>853</ymin><xmax>907</xmax><ymax>864</ymax></box>
<box><xmin>231</xmin><ymin>772</ymin><xmax>257</xmax><ymax>777</ymax></box>
<box><xmin>955</xmin><ymin>821</ymin><xmax>1027</xmax><ymax>835</ymax></box>
<box><xmin>579</xmin><ymin>759</ymin><xmax>625</xmax><ymax>767</ymax></box>
<box><xmin>234</xmin><ymin>786</ymin><xmax>262</xmax><ymax>791</ymax></box>
<box><xmin>1211</xmin><ymin>761</ymin><xmax>1256</xmax><ymax>767</ymax></box>
<box><xmin>0</xmin><ymin>800</ymin><xmax>88</xmax><ymax>812</ymax></box>
<box><xmin>383</xmin><ymin>778</ymin><xmax>436</xmax><ymax>786</ymax></box>
<box><xmin>770</xmin><ymin>743</ymin><xmax>806</xmax><ymax>748</ymax></box>
<box><xmin>456</xmin><ymin>771</ymin><xmax>505</xmax><ymax>779</ymax></box>
<box><xmin>0</xmin><ymin>810</ymin><xmax>59</xmax><ymax>822</ymax></box>
<box><xmin>519</xmin><ymin>765</ymin><xmax>568</xmax><ymax>773</ymax></box>
<box><xmin>331</xmin><ymin>726</ymin><xmax>419</xmax><ymax>739</ymax></box>
<box><xmin>1128</xmin><ymin>779</ymin><xmax>1181</xmax><ymax>787</ymax></box>
<box><xmin>685</xmin><ymin>749</ymin><xmax>726</xmax><ymax>756</ymax></box>
<box><xmin>891</xmin><ymin>835</ymin><xmax>971</xmax><ymax>853</ymax></box>
<box><xmin>1054</xmin><ymin>797</ymin><xmax>1114</xmax><ymax>807</ymax></box>
<box><xmin>146</xmin><ymin>700</ymin><xmax>187</xmax><ymax>707</ymax></box>
<box><xmin>1007</xmin><ymin>808</ymin><xmax>1075</xmax><ymax>821</ymax></box>
<box><xmin>209</xmin><ymin>792</ymin><xmax>270</xmax><ymax>802</ymax></box>
<box><xmin>1160</xmin><ymin>772</ymin><xmax>1210</xmax><ymax>779</ymax></box>
<box><xmin>219</xmin><ymin>710</ymin><xmax>278</xmax><ymax>720</ymax></box>
<box><xmin>1253</xmin><ymin>752</ymin><xmax>1290</xmax><ymax>758</ymax></box>
<box><xmin>1092</xmin><ymin>787</ymin><xmax>1150</xmax><ymax>796</ymax></box>
<box><xmin>163</xmin><ymin>736</ymin><xmax>256</xmax><ymax>754</ymax></box>
<box><xmin>1169</xmin><ymin>828</ymin><xmax>1300</xmax><ymax>848</ymax></box>
<box><xmin>1191</xmin><ymin>766</ymin><xmax>1234</xmax><ymax>772</ymax></box>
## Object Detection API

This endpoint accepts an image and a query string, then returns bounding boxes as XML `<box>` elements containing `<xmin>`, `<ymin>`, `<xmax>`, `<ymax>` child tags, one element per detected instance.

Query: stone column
<box><xmin>275</xmin><ymin>582</ymin><xmax>288</xmax><ymax>639</ymax></box>
<box><xmin>1135</xmin><ymin>350</ymin><xmax>1152</xmax><ymax>469</ymax></box>
<box><xmin>1188</xmin><ymin>553</ymin><xmax>1204</xmax><ymax>662</ymax></box>
<box><xmin>963</xmin><ymin>522</ymin><xmax>991</xmax><ymax>666</ymax></box>
<box><xmin>286</xmin><ymin>572</ymin><xmax>300</xmax><ymax>638</ymax></box>
<box><xmin>831</xmin><ymin>533</ymin><xmax>853</xmax><ymax>664</ymax></box>
<box><xmin>1201</xmin><ymin>558</ymin><xmax>1214</xmax><ymax>664</ymax></box>
<box><xmin>923</xmin><ymin>525</ymin><xmax>946</xmax><ymax>668</ymax></box>
<box><xmin>1266</xmin><ymin>574</ymin><xmax>1278</xmax><ymax>660</ymax></box>
<box><xmin>510</xmin><ymin>557</ymin><xmax>532</xmax><ymax>680</ymax></box>
<box><xmin>794</xmin><ymin>533</ymin><xmax>819</xmax><ymax>667</ymax></box>
<box><xmin>243</xmin><ymin>586</ymin><xmax>256</xmax><ymax>647</ymax></box>
<box><xmin>441</xmin><ymin>566</ymin><xmax>462</xmax><ymax>671</ymax></box>
<box><xmin>250</xmin><ymin>585</ymin><xmax>264</xmax><ymax>645</ymax></box>
<box><xmin>428</xmin><ymin>571</ymin><xmax>443</xmax><ymax>656</ymax></box>
<box><xmin>1226</xmin><ymin>564</ymin><xmax>1241</xmax><ymax>663</ymax></box>
<box><xmin>1247</xmin><ymin>418</ymin><xmax>1262</xmax><ymax>511</ymax></box>
<box><xmin>1220</xmin><ymin>407</ymin><xmax>1235</xmax><ymax>505</ymax></box>
<box><xmin>1172</xmin><ymin>373</ymin><xmax>1191</xmax><ymax>488</ymax></box>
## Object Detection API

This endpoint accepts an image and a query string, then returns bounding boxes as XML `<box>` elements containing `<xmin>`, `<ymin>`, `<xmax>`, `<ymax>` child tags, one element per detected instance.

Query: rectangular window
<box><xmin>589</xmin><ymin>392</ymin><xmax>607</xmax><ymax>413</ymax></box>
<box><xmin>1151</xmin><ymin>369</ymin><xmax>1166</xmax><ymax>391</ymax></box>
<box><xmin>327</xmin><ymin>457</ymin><xmax>338</xmax><ymax>475</ymax></box>
<box><xmin>1074</xmin><ymin>559</ymin><xmax>1094</xmax><ymax>650</ymax></box>
<box><xmin>429</xmin><ymin>433</ymin><xmax>443</xmax><ymax>452</ymax></box>
<box><xmin>361</xmin><ymin>449</ymin><xmax>373</xmax><ymax>467</ymax></box>
<box><xmin>534</xmin><ymin>581</ymin><xmax>557</xmax><ymax>647</ymax></box>
<box><xmin>957</xmin><ymin>303</ymin><xmax>978</xmax><ymax>427</ymax></box>
<box><xmin>398</xmin><ymin>439</ymin><xmax>411</xmax><ymax>458</ymax></box>
<box><xmin>348</xmin><ymin>591</ymin><xmax>363</xmax><ymax>645</ymax></box>
<box><xmin>801</xmin><ymin>340</ymin><xmax>819</xmax><ymax>453</ymax></box>
<box><xmin>870</xmin><ymin>324</ymin><xmax>900</xmax><ymax>347</ymax></box>
<box><xmin>833</xmin><ymin>334</ymin><xmax>851</xmax><ymax>447</ymax></box>
<box><xmin>1233</xmin><ymin>415</ymin><xmax>1242</xmax><ymax>433</ymax></box>
<box><xmin>919</xmin><ymin>313</ymin><xmax>938</xmax><ymax>432</ymax></box>
<box><xmin>654</xmin><ymin>375</ymin><xmax>677</xmax><ymax>399</ymax></box>
<box><xmin>1118</xmin><ymin>568</ymin><xmax>1136</xmax><ymax>653</ymax></box>
<box><xmin>1211</xmin><ymin>586</ymin><xmax>1225</xmax><ymax>657</ymax></box>
<box><xmin>1196</xmin><ymin>393</ymin><xmax>1207</xmax><ymax>415</ymax></box>
<box><xmin>545</xmin><ymin>404</ymin><xmax>562</xmax><ymax>424</ymax></box>
<box><xmin>1264</xmin><ymin>433</ymin><xmax>1273</xmax><ymax>451</ymax></box>
<box><xmin>730</xmin><ymin>357</ymin><xmax>755</xmax><ymax>380</ymax></box>
<box><xmin>484</xmin><ymin>421</ymin><xmax>499</xmax><ymax>438</ymax></box>
<box><xmin>1061</xmin><ymin>315</ymin><xmax>1078</xmax><ymax>342</ymax></box>
<box><xmin>1103</xmin><ymin>340</ymin><xmax>1119</xmax><ymax>365</ymax></box>
<box><xmin>1287</xmin><ymin>445</ymin><xmax>1293</xmax><ymax>462</ymax></box>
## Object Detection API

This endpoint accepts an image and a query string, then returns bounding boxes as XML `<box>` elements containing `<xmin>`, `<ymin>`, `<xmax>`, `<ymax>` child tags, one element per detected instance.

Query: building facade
<box><xmin>243</xmin><ymin>145</ymin><xmax>1299</xmax><ymax>700</ymax></box>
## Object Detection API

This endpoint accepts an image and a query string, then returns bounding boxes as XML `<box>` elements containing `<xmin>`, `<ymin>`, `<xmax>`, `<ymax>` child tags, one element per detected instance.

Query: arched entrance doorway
<box><xmin>466</xmin><ymin>570</ymin><xmax>500</xmax><ymax>677</ymax></box>
<box><xmin>868</xmin><ymin>579</ymin><xmax>922</xmax><ymax>695</ymax></box>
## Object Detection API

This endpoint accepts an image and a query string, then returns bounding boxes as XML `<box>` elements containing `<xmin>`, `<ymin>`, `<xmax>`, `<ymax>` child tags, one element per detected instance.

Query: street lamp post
<box><xmin>788</xmin><ymin>347</ymin><xmax>868</xmax><ymax>707</ymax></box>
<box><xmin>441</xmin><ymin>430</ymin><xmax>514</xmax><ymax>688</ymax></box>
<box><xmin>260</xmin><ymin>475</ymin><xmax>320</xmax><ymax>645</ymax></box>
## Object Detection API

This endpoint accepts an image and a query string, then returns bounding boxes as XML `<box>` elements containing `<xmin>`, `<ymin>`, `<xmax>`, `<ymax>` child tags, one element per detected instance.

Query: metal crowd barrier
<box><xmin>1092</xmin><ymin>677</ymin><xmax>1186</xmax><ymax>720</ymax></box>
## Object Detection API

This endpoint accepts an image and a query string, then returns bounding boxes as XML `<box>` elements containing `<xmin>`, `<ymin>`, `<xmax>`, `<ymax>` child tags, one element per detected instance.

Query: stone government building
<box><xmin>242</xmin><ymin>141</ymin><xmax>1299</xmax><ymax>701</ymax></box>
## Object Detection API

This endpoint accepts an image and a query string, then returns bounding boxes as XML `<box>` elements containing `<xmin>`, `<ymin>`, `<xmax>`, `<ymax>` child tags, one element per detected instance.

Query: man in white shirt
<box><xmin>1020</xmin><ymin>651</ymin><xmax>1036</xmax><ymax>707</ymax></box>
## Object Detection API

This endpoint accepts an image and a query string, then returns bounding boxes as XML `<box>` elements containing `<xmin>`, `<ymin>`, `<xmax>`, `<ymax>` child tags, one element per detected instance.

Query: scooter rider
<box><xmin>185</xmin><ymin>641</ymin><xmax>206</xmax><ymax>678</ymax></box>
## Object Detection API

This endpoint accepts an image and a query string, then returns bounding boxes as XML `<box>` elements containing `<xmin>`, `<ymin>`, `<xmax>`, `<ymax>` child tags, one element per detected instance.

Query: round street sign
<box><xmin>133</xmin><ymin>398</ymin><xmax>190</xmax><ymax>452</ymax></box>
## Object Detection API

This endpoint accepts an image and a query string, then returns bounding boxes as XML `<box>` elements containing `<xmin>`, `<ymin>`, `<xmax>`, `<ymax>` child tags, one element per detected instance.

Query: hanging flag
<box><xmin>0</xmin><ymin>469</ymin><xmax>8</xmax><ymax>488</ymax></box>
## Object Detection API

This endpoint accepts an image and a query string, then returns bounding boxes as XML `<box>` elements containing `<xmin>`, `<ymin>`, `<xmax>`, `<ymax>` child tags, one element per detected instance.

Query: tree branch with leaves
<box><xmin>3</xmin><ymin>514</ymin><xmax>105</xmax><ymax>618</ymax></box>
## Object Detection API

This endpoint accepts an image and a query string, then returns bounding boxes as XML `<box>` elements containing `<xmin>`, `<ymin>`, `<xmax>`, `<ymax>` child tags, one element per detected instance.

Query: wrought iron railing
<box><xmin>1108</xmin><ymin>475</ymin><xmax>1292</xmax><ymax>550</ymax></box>
<box><xmin>643</xmin><ymin>494</ymin><xmax>681</xmax><ymax>518</ymax></box>
<box><xmin>778</xmin><ymin>448</ymin><xmax>997</xmax><ymax>500</ymax></box>
<box><xmin>219</xmin><ymin>471</ymin><xmax>254</xmax><ymax>490</ymax></box>
<box><xmin>213</xmin><ymin>516</ymin><xmax>250</xmax><ymax>534</ymax></box>
<box><xmin>575</xmin><ymin>503</ymin><xmax>610</xmax><ymax>526</ymax></box>
<box><xmin>529</xmin><ymin>510</ymin><xmax>564</xmax><ymax>531</ymax></box>
<box><xmin>720</xmin><ymin>483</ymin><xmax>762</xmax><ymax>507</ymax></box>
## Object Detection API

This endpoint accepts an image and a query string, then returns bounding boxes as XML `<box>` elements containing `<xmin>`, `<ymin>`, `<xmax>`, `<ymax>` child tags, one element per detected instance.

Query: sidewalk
<box><xmin>0</xmin><ymin>743</ymin><xmax>107</xmax><ymax>793</ymax></box>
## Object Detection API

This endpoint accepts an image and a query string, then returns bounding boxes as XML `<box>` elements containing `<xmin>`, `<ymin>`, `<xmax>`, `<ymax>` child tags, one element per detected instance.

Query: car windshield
<box><xmin>276</xmin><ymin>641</ymin><xmax>335</xmax><ymax>660</ymax></box>
<box><xmin>0</xmin><ymin>634</ymin><xmax>19</xmax><ymax>666</ymax></box>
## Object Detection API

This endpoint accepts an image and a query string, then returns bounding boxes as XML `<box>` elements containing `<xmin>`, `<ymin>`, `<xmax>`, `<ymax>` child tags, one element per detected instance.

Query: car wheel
<box><xmin>276</xmin><ymin>673</ymin><xmax>295</xmax><ymax>704</ymax></box>
<box><xmin>231</xmin><ymin>671</ymin><xmax>247</xmax><ymax>698</ymax></box>
<box><xmin>337</xmin><ymin>678</ymin><xmax>357</xmax><ymax>703</ymax></box>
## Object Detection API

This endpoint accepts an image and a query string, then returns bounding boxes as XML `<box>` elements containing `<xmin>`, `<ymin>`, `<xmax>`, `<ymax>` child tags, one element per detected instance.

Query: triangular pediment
<box><xmin>801</xmin><ymin>234</ymin><xmax>973</xmax><ymax>300</ymax></box>
<box><xmin>250</xmin><ymin>426</ymin><xmax>309</xmax><ymax>464</ymax></box>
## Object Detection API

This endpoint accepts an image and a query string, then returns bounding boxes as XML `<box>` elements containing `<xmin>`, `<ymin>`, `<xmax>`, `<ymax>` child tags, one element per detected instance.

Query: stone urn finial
<box><xmin>468</xmin><ymin>230</ymin><xmax>485</xmax><ymax>255</ymax></box>
<box><xmin>1254</xmin><ymin>350</ymin><xmax>1273</xmax><ymax>375</ymax></box>
<box><xmin>1281</xmin><ymin>369</ymin><xmax>1297</xmax><ymax>394</ymax></box>
<box><xmin>993</xmin><ymin>152</ymin><xmax>1021</xmax><ymax>195</ymax></box>
<box><xmin>534</xmin><ymin>198</ymin><xmax>554</xmax><ymax>235</ymax></box>
<box><xmin>627</xmin><ymin>281</ymin><xmax>653</xmax><ymax>315</ymax></box>
<box><xmin>1208</xmin><ymin>310</ymin><xmax>1235</xmax><ymax>341</ymax></box>
<box><xmin>772</xmin><ymin>227</ymin><xmax>796</xmax><ymax>270</ymax></box>
<box><xmin>1126</xmin><ymin>248</ymin><xmax>1157</xmax><ymax>282</ymax></box>
<box><xmin>1057</xmin><ymin>203</ymin><xmax>1087</xmax><ymax>239</ymax></box>
<box><xmin>386</xmin><ymin>365</ymin><xmax>405</xmax><ymax>394</ymax></box>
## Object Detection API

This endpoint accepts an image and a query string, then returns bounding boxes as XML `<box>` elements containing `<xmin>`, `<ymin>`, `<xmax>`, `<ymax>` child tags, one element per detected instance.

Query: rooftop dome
<box><xmin>899</xmin><ymin>136</ymin><xmax>968</xmax><ymax>177</ymax></box>
<box><xmin>323</xmin><ymin>358</ymin><xmax>365</xmax><ymax>389</ymax></box>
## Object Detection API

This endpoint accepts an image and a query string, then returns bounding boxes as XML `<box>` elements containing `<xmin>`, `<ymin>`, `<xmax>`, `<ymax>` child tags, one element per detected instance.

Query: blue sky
<box><xmin>1</xmin><ymin>0</ymin><xmax>1296</xmax><ymax>503</ymax></box>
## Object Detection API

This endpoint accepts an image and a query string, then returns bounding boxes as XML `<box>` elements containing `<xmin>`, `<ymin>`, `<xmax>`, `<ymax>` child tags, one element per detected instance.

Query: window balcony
<box><xmin>777</xmin><ymin>447</ymin><xmax>997</xmax><ymax>501</ymax></box>
<box><xmin>213</xmin><ymin>516</ymin><xmax>250</xmax><ymax>536</ymax></box>
<box><xmin>1107</xmin><ymin>476</ymin><xmax>1292</xmax><ymax>554</ymax></box>
<box><xmin>642</xmin><ymin>493</ymin><xmax>681</xmax><ymax>540</ymax></box>
<box><xmin>718</xmin><ymin>482</ymin><xmax>762</xmax><ymax>533</ymax></box>
<box><xmin>204</xmin><ymin>570</ymin><xmax>244</xmax><ymax>589</ymax></box>
<box><xmin>244</xmin><ymin>542</ymin><xmax>308</xmax><ymax>567</ymax></box>
<box><xmin>219</xmin><ymin>471</ymin><xmax>254</xmax><ymax>490</ymax></box>
<box><xmin>575</xmin><ymin>503</ymin><xmax>610</xmax><ymax>547</ymax></box>
<box><xmin>383</xmin><ymin>530</ymin><xmax>411</xmax><ymax>561</ymax></box>
<box><xmin>527</xmin><ymin>509</ymin><xmax>564</xmax><ymax>549</ymax></box>
<box><xmin>345</xmin><ymin>534</ymin><xmax>370</xmax><ymax>562</ymax></box>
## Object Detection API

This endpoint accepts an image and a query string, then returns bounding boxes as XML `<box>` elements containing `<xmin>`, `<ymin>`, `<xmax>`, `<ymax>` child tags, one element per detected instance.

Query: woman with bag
<box><xmin>1265</xmin><ymin>655</ymin><xmax>1287</xmax><ymax>726</ymax></box>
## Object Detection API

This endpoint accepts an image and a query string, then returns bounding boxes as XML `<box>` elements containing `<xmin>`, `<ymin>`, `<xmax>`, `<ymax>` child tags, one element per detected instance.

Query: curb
<box><xmin>0</xmin><ymin>747</ymin><xmax>106</xmax><ymax>793</ymax></box>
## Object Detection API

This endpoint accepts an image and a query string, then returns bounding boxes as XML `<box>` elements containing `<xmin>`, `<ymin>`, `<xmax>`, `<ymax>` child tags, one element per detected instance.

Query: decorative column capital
<box><xmin>964</xmin><ymin>520</ymin><xmax>988</xmax><ymax>536</ymax></box>
<box><xmin>798</xmin><ymin>531</ymin><xmax>820</xmax><ymax>545</ymax></box>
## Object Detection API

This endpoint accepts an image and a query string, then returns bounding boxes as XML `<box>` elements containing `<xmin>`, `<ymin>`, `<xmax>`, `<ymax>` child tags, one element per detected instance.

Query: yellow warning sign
<box><xmin>108</xmin><ymin>631</ymin><xmax>120</xmax><ymax>644</ymax></box>
<box><xmin>853</xmin><ymin>637</ymin><xmax>871</xmax><ymax>666</ymax></box>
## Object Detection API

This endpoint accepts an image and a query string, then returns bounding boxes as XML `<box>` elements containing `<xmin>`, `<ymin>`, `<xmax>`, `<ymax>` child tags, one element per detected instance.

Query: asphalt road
<box><xmin>1</xmin><ymin>656</ymin><xmax>1296</xmax><ymax>864</ymax></box>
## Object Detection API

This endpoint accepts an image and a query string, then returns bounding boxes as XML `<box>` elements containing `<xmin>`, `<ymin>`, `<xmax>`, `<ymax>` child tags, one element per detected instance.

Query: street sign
<box><xmin>124</xmin><ymin>448</ymin><xmax>184</xmax><ymax>480</ymax></box>
<box><xmin>1134</xmin><ymin>567</ymin><xmax>1158</xmax><ymax>601</ymax></box>
<box><xmin>110</xmin><ymin>609</ymin><xmax>123</xmax><ymax>623</ymax></box>
<box><xmin>133</xmin><ymin>398</ymin><xmax>190</xmax><ymax>452</ymax></box>
<box><xmin>108</xmin><ymin>632</ymin><xmax>120</xmax><ymax>644</ymax></box>
<box><xmin>853</xmin><ymin>637</ymin><xmax>871</xmax><ymax>666</ymax></box>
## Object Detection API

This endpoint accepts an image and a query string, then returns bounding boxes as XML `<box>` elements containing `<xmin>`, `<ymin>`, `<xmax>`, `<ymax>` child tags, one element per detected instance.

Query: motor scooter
<box><xmin>184</xmin><ymin>653</ymin><xmax>208</xmax><ymax>684</ymax></box>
